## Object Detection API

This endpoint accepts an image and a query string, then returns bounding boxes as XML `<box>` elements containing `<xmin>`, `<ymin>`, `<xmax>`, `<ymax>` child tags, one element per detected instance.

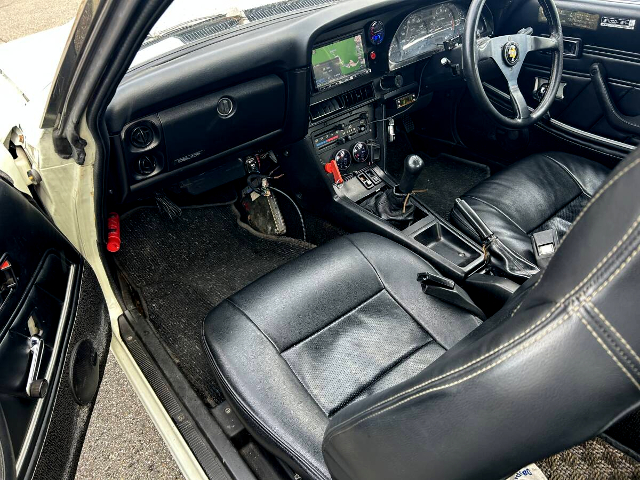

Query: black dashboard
<box><xmin>105</xmin><ymin>0</ymin><xmax>501</xmax><ymax>205</ymax></box>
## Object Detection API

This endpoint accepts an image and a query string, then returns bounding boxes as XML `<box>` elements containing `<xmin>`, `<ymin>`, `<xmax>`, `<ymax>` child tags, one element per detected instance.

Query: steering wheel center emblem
<box><xmin>503</xmin><ymin>41</ymin><xmax>520</xmax><ymax>66</ymax></box>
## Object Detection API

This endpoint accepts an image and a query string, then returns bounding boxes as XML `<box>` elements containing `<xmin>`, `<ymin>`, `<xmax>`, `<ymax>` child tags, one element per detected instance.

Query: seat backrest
<box><xmin>322</xmin><ymin>149</ymin><xmax>640</xmax><ymax>480</ymax></box>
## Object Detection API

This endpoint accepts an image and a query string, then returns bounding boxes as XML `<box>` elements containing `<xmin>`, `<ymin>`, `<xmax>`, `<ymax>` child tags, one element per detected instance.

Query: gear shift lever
<box><xmin>398</xmin><ymin>154</ymin><xmax>425</xmax><ymax>194</ymax></box>
<box><xmin>361</xmin><ymin>154</ymin><xmax>426</xmax><ymax>228</ymax></box>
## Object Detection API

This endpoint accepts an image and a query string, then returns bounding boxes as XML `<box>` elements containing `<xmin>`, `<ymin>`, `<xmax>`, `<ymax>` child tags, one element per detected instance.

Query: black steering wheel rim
<box><xmin>462</xmin><ymin>0</ymin><xmax>564</xmax><ymax>128</ymax></box>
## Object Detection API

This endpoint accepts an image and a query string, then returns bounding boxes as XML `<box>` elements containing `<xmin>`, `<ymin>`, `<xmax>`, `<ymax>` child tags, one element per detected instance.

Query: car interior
<box><xmin>105</xmin><ymin>0</ymin><xmax>640</xmax><ymax>478</ymax></box>
<box><xmin>4</xmin><ymin>0</ymin><xmax>640</xmax><ymax>478</ymax></box>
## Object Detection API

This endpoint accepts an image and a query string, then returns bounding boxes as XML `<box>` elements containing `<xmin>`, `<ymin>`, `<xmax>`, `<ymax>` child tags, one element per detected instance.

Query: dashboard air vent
<box><xmin>178</xmin><ymin>18</ymin><xmax>241</xmax><ymax>44</ymax></box>
<box><xmin>339</xmin><ymin>83</ymin><xmax>374</xmax><ymax>108</ymax></box>
<box><xmin>245</xmin><ymin>0</ymin><xmax>337</xmax><ymax>21</ymax></box>
<box><xmin>310</xmin><ymin>97</ymin><xmax>344</xmax><ymax>121</ymax></box>
<box><xmin>309</xmin><ymin>83</ymin><xmax>374</xmax><ymax>121</ymax></box>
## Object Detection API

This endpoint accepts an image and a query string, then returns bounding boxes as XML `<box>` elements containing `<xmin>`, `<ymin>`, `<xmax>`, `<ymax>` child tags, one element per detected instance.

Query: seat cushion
<box><xmin>203</xmin><ymin>233</ymin><xmax>482</xmax><ymax>479</ymax></box>
<box><xmin>451</xmin><ymin>152</ymin><xmax>610</xmax><ymax>264</ymax></box>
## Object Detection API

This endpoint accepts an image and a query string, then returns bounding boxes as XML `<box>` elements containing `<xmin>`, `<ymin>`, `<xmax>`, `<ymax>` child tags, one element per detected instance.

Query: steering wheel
<box><xmin>462</xmin><ymin>0</ymin><xmax>563</xmax><ymax>128</ymax></box>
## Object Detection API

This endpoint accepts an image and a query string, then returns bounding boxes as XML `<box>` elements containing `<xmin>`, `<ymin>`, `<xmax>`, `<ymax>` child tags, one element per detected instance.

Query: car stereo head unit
<box><xmin>312</xmin><ymin>33</ymin><xmax>370</xmax><ymax>90</ymax></box>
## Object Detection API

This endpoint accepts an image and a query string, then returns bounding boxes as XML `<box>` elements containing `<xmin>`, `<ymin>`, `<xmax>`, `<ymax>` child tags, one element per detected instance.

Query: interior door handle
<box><xmin>26</xmin><ymin>335</ymin><xmax>48</xmax><ymax>398</ymax></box>
<box><xmin>590</xmin><ymin>63</ymin><xmax>640</xmax><ymax>136</ymax></box>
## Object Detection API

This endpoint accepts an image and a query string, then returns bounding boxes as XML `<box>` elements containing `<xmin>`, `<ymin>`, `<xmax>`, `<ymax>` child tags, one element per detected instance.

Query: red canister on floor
<box><xmin>106</xmin><ymin>212</ymin><xmax>121</xmax><ymax>252</ymax></box>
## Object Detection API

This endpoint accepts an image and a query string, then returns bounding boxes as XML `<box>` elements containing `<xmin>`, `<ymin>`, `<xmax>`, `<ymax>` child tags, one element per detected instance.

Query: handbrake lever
<box><xmin>454</xmin><ymin>198</ymin><xmax>539</xmax><ymax>281</ymax></box>
<box><xmin>454</xmin><ymin>198</ymin><xmax>493</xmax><ymax>242</ymax></box>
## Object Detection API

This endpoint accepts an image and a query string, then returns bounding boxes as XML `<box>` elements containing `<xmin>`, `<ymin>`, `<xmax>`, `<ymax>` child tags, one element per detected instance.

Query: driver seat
<box><xmin>451</xmin><ymin>151</ymin><xmax>610</xmax><ymax>266</ymax></box>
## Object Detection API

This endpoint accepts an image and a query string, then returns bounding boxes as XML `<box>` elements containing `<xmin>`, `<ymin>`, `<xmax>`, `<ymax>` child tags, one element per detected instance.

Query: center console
<box><xmin>293</xmin><ymin>15</ymin><xmax>486</xmax><ymax>285</ymax></box>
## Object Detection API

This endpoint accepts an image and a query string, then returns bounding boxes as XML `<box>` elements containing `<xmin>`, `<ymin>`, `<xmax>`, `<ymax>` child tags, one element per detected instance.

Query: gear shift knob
<box><xmin>398</xmin><ymin>154</ymin><xmax>425</xmax><ymax>194</ymax></box>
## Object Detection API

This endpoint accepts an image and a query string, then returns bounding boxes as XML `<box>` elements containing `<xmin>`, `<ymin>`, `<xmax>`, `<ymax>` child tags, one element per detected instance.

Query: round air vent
<box><xmin>130</xmin><ymin>125</ymin><xmax>154</xmax><ymax>148</ymax></box>
<box><xmin>136</xmin><ymin>154</ymin><xmax>157</xmax><ymax>176</ymax></box>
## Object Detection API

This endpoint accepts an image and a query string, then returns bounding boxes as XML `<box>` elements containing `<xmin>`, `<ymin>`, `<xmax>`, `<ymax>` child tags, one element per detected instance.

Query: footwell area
<box><xmin>411</xmin><ymin>154</ymin><xmax>490</xmax><ymax>220</ymax></box>
<box><xmin>115</xmin><ymin>205</ymin><xmax>314</xmax><ymax>406</ymax></box>
<box><xmin>539</xmin><ymin>437</ymin><xmax>640</xmax><ymax>479</ymax></box>
<box><xmin>386</xmin><ymin>136</ymin><xmax>490</xmax><ymax>219</ymax></box>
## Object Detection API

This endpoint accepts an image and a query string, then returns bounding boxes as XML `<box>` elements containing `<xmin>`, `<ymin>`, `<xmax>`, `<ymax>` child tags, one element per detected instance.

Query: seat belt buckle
<box><xmin>530</xmin><ymin>229</ymin><xmax>558</xmax><ymax>268</ymax></box>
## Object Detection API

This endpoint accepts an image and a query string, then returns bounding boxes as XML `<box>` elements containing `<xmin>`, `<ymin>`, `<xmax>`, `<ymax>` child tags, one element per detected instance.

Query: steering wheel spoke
<box><xmin>476</xmin><ymin>37</ymin><xmax>497</xmax><ymax>61</ymax></box>
<box><xmin>528</xmin><ymin>35</ymin><xmax>560</xmax><ymax>53</ymax></box>
<box><xmin>508</xmin><ymin>82</ymin><xmax>531</xmax><ymax>120</ymax></box>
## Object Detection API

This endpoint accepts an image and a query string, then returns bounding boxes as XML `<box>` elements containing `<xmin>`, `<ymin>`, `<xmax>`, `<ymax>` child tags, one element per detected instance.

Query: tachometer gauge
<box><xmin>334</xmin><ymin>149</ymin><xmax>352</xmax><ymax>171</ymax></box>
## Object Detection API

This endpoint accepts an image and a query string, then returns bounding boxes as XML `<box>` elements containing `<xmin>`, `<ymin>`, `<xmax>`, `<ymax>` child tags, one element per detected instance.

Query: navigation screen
<box><xmin>312</xmin><ymin>34</ymin><xmax>368</xmax><ymax>90</ymax></box>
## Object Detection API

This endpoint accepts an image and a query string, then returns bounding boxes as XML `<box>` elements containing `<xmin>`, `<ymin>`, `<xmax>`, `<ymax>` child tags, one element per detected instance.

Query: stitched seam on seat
<box><xmin>526</xmin><ymin>192</ymin><xmax>582</xmax><ymax>234</ymax></box>
<box><xmin>281</xmin><ymin>289</ymin><xmax>385</xmax><ymax>353</ymax></box>
<box><xmin>225</xmin><ymin>298</ymin><xmax>281</xmax><ymax>352</ymax></box>
<box><xmin>280</xmin><ymin>354</ymin><xmax>332</xmax><ymax>416</ymax></box>
<box><xmin>324</xmin><ymin>224</ymin><xmax>640</xmax><ymax>440</ymax></box>
<box><xmin>462</xmin><ymin>194</ymin><xmax>528</xmax><ymax>234</ymax></box>
<box><xmin>344</xmin><ymin>236</ymin><xmax>449</xmax><ymax>349</ymax></box>
<box><xmin>344</xmin><ymin>236</ymin><xmax>386</xmax><ymax>288</ymax></box>
<box><xmin>588</xmin><ymin>300</ymin><xmax>640</xmax><ymax>366</ymax></box>
<box><xmin>578</xmin><ymin>311</ymin><xmax>640</xmax><ymax>391</ymax></box>
<box><xmin>584</xmin><ymin>304</ymin><xmax>640</xmax><ymax>377</ymax></box>
<box><xmin>331</xmin><ymin>339</ymin><xmax>437</xmax><ymax>417</ymax></box>
<box><xmin>557</xmin><ymin>157</ymin><xmax>640</xmax><ymax>250</ymax></box>
<box><xmin>201</xmin><ymin>336</ymin><xmax>331</xmax><ymax>480</ymax></box>
<box><xmin>541</xmin><ymin>153</ymin><xmax>591</xmax><ymax>197</ymax></box>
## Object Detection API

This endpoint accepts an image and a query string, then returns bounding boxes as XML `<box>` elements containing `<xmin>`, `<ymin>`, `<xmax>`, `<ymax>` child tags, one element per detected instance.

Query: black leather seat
<box><xmin>204</xmin><ymin>150</ymin><xmax>640</xmax><ymax>480</ymax></box>
<box><xmin>451</xmin><ymin>151</ymin><xmax>610</xmax><ymax>265</ymax></box>
<box><xmin>203</xmin><ymin>233</ymin><xmax>482</xmax><ymax>479</ymax></box>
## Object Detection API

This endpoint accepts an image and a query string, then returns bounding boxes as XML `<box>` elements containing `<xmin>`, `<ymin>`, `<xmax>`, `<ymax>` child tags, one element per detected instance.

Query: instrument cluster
<box><xmin>388</xmin><ymin>2</ymin><xmax>492</xmax><ymax>71</ymax></box>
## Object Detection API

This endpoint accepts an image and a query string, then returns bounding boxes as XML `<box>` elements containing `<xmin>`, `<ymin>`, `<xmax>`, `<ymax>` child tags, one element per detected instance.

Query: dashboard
<box><xmin>105</xmin><ymin>0</ymin><xmax>499</xmax><ymax>205</ymax></box>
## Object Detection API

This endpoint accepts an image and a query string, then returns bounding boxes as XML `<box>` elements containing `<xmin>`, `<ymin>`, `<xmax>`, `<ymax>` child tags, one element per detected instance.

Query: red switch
<box><xmin>370</xmin><ymin>51</ymin><xmax>377</xmax><ymax>61</ymax></box>
<box><xmin>324</xmin><ymin>160</ymin><xmax>344</xmax><ymax>184</ymax></box>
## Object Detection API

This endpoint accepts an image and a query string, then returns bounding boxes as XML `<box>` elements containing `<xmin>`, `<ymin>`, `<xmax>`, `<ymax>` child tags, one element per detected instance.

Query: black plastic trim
<box><xmin>119</xmin><ymin>311</ymin><xmax>256</xmax><ymax>480</ymax></box>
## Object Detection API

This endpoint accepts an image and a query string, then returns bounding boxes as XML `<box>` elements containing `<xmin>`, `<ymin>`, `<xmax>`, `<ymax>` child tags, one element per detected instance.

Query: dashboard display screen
<box><xmin>312</xmin><ymin>34</ymin><xmax>369</xmax><ymax>90</ymax></box>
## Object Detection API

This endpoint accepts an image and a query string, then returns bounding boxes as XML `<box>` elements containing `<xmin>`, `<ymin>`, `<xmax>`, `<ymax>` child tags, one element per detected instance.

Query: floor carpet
<box><xmin>386</xmin><ymin>136</ymin><xmax>490</xmax><ymax>219</ymax></box>
<box><xmin>411</xmin><ymin>154</ymin><xmax>490</xmax><ymax>220</ymax></box>
<box><xmin>115</xmin><ymin>205</ymin><xmax>314</xmax><ymax>406</ymax></box>
<box><xmin>538</xmin><ymin>437</ymin><xmax>640</xmax><ymax>479</ymax></box>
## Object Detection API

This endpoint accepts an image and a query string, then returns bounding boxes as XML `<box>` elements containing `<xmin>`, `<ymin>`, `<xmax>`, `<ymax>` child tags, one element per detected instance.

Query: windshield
<box><xmin>130</xmin><ymin>0</ymin><xmax>342</xmax><ymax>69</ymax></box>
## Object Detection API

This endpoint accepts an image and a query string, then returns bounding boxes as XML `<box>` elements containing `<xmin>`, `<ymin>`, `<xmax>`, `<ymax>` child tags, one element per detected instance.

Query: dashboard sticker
<box><xmin>538</xmin><ymin>8</ymin><xmax>599</xmax><ymax>31</ymax></box>
<box><xmin>600</xmin><ymin>17</ymin><xmax>636</xmax><ymax>30</ymax></box>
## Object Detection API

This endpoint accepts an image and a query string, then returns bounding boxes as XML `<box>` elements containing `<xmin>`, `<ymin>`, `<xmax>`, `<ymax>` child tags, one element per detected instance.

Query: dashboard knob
<box><xmin>380</xmin><ymin>74</ymin><xmax>403</xmax><ymax>90</ymax></box>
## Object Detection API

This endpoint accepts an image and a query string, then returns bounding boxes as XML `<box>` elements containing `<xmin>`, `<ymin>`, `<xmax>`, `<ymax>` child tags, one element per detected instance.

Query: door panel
<box><xmin>0</xmin><ymin>176</ymin><xmax>108</xmax><ymax>479</ymax></box>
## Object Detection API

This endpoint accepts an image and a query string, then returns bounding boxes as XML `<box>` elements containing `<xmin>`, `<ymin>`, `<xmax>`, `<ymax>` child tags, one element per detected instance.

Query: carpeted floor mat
<box><xmin>538</xmin><ymin>437</ymin><xmax>640</xmax><ymax>479</ymax></box>
<box><xmin>411</xmin><ymin>154</ymin><xmax>490</xmax><ymax>220</ymax></box>
<box><xmin>386</xmin><ymin>139</ymin><xmax>490</xmax><ymax>220</ymax></box>
<box><xmin>115</xmin><ymin>205</ymin><xmax>314</xmax><ymax>406</ymax></box>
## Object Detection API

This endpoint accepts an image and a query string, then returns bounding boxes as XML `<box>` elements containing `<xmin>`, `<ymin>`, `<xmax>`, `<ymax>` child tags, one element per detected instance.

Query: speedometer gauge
<box><xmin>388</xmin><ymin>3</ymin><xmax>466</xmax><ymax>71</ymax></box>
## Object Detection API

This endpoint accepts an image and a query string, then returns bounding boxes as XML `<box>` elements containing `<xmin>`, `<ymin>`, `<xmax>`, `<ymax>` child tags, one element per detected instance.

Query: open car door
<box><xmin>0</xmin><ymin>0</ymin><xmax>207</xmax><ymax>477</ymax></box>
<box><xmin>0</xmin><ymin>174</ymin><xmax>110</xmax><ymax>480</ymax></box>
